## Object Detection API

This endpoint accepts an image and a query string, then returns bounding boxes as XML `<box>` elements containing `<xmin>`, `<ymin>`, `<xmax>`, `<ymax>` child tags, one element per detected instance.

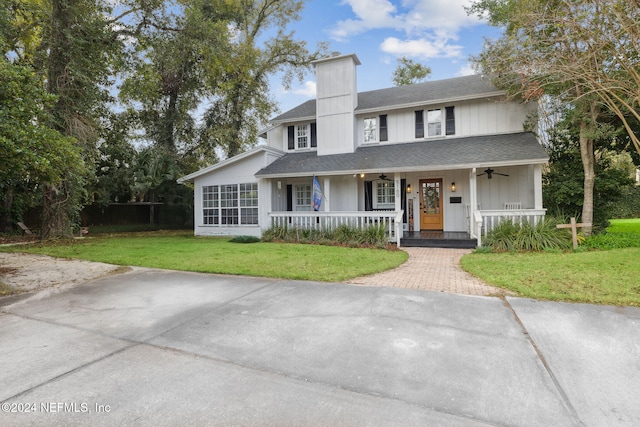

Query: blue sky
<box><xmin>271</xmin><ymin>0</ymin><xmax>502</xmax><ymax>113</ymax></box>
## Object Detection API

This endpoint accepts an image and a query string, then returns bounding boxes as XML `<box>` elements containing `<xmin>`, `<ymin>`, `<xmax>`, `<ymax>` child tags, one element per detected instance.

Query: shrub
<box><xmin>581</xmin><ymin>233</ymin><xmax>640</xmax><ymax>250</ymax></box>
<box><xmin>261</xmin><ymin>224</ymin><xmax>389</xmax><ymax>248</ymax></box>
<box><xmin>483</xmin><ymin>217</ymin><xmax>572</xmax><ymax>252</ymax></box>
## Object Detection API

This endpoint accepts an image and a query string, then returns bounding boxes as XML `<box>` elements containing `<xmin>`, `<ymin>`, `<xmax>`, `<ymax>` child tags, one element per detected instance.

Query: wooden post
<box><xmin>556</xmin><ymin>217</ymin><xmax>592</xmax><ymax>249</ymax></box>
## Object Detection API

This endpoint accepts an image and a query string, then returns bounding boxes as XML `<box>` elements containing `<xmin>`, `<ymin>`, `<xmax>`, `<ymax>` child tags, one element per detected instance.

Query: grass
<box><xmin>461</xmin><ymin>218</ymin><xmax>640</xmax><ymax>306</ymax></box>
<box><xmin>605</xmin><ymin>218</ymin><xmax>640</xmax><ymax>234</ymax></box>
<box><xmin>0</xmin><ymin>230</ymin><xmax>407</xmax><ymax>283</ymax></box>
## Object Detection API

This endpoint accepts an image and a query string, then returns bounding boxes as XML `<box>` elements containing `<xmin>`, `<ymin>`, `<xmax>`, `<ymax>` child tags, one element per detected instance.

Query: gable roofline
<box><xmin>177</xmin><ymin>145</ymin><xmax>285</xmax><ymax>183</ymax></box>
<box><xmin>269</xmin><ymin>74</ymin><xmax>508</xmax><ymax>124</ymax></box>
<box><xmin>353</xmin><ymin>91</ymin><xmax>506</xmax><ymax>116</ymax></box>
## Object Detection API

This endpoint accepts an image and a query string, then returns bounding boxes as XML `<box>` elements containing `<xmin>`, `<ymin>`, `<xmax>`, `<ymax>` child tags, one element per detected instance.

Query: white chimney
<box><xmin>312</xmin><ymin>53</ymin><xmax>361</xmax><ymax>155</ymax></box>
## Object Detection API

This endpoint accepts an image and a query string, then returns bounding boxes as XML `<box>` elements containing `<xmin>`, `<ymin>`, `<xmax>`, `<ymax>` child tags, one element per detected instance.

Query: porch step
<box><xmin>400</xmin><ymin>237</ymin><xmax>477</xmax><ymax>249</ymax></box>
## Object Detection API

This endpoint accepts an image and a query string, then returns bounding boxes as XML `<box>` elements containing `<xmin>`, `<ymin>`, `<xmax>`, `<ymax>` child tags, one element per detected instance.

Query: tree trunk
<box><xmin>0</xmin><ymin>186</ymin><xmax>15</xmax><ymax>233</ymax></box>
<box><xmin>579</xmin><ymin>120</ymin><xmax>595</xmax><ymax>236</ymax></box>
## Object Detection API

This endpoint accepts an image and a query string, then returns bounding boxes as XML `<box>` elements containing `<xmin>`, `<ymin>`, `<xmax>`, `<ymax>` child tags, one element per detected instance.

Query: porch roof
<box><xmin>255</xmin><ymin>132</ymin><xmax>548</xmax><ymax>178</ymax></box>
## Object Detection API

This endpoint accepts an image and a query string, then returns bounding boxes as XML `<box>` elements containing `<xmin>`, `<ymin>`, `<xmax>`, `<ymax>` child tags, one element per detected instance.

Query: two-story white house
<box><xmin>179</xmin><ymin>53</ymin><xmax>548</xmax><ymax>247</ymax></box>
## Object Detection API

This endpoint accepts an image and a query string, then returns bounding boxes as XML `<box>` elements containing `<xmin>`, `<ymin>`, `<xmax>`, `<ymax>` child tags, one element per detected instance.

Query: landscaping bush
<box><xmin>482</xmin><ymin>217</ymin><xmax>572</xmax><ymax>252</ymax></box>
<box><xmin>261</xmin><ymin>224</ymin><xmax>389</xmax><ymax>248</ymax></box>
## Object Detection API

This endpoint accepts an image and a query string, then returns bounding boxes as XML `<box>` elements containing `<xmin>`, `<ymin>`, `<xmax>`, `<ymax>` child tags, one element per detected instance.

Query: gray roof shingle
<box><xmin>271</xmin><ymin>74</ymin><xmax>502</xmax><ymax>122</ymax></box>
<box><xmin>255</xmin><ymin>132</ymin><xmax>547</xmax><ymax>177</ymax></box>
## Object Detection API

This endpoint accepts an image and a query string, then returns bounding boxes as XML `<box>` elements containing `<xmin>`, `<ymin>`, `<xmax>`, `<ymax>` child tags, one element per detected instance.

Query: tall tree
<box><xmin>392</xmin><ymin>57</ymin><xmax>431</xmax><ymax>86</ymax></box>
<box><xmin>467</xmin><ymin>0</ymin><xmax>639</xmax><ymax>234</ymax></box>
<box><xmin>200</xmin><ymin>0</ymin><xmax>324</xmax><ymax>159</ymax></box>
<box><xmin>0</xmin><ymin>59</ymin><xmax>84</xmax><ymax>233</ymax></box>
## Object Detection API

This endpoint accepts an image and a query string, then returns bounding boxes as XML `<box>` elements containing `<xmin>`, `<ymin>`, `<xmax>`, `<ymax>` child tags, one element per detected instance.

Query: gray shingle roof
<box><xmin>271</xmin><ymin>74</ymin><xmax>502</xmax><ymax>122</ymax></box>
<box><xmin>255</xmin><ymin>132</ymin><xmax>547</xmax><ymax>177</ymax></box>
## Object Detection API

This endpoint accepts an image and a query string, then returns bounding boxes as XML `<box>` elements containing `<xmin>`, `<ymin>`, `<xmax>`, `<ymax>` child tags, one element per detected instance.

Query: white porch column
<box><xmin>258</xmin><ymin>178</ymin><xmax>272</xmax><ymax>233</ymax></box>
<box><xmin>469</xmin><ymin>168</ymin><xmax>477</xmax><ymax>233</ymax></box>
<box><xmin>533</xmin><ymin>164</ymin><xmax>543</xmax><ymax>209</ymax></box>
<box><xmin>323</xmin><ymin>177</ymin><xmax>331</xmax><ymax>211</ymax></box>
<box><xmin>394</xmin><ymin>173</ymin><xmax>401</xmax><ymax>212</ymax></box>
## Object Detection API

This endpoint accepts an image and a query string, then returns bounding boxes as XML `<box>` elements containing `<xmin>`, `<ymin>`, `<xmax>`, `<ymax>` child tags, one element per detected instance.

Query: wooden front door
<box><xmin>419</xmin><ymin>179</ymin><xmax>443</xmax><ymax>230</ymax></box>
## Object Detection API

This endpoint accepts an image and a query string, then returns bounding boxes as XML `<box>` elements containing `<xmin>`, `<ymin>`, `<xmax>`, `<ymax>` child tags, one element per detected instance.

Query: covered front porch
<box><xmin>262</xmin><ymin>163</ymin><xmax>546</xmax><ymax>248</ymax></box>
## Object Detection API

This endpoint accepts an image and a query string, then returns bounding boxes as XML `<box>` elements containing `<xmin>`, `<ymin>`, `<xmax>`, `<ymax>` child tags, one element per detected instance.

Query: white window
<box><xmin>364</xmin><ymin>117</ymin><xmax>377</xmax><ymax>143</ymax></box>
<box><xmin>297</xmin><ymin>124</ymin><xmax>308</xmax><ymax>149</ymax></box>
<box><xmin>375</xmin><ymin>181</ymin><xmax>395</xmax><ymax>209</ymax></box>
<box><xmin>203</xmin><ymin>185</ymin><xmax>218</xmax><ymax>224</ymax></box>
<box><xmin>427</xmin><ymin>109</ymin><xmax>442</xmax><ymax>137</ymax></box>
<box><xmin>295</xmin><ymin>184</ymin><xmax>312</xmax><ymax>211</ymax></box>
<box><xmin>202</xmin><ymin>183</ymin><xmax>258</xmax><ymax>226</ymax></box>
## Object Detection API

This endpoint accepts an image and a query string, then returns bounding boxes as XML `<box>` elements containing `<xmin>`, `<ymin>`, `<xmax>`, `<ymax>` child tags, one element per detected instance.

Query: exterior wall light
<box><xmin>451</xmin><ymin>182</ymin><xmax>456</xmax><ymax>192</ymax></box>
<box><xmin>406</xmin><ymin>184</ymin><xmax>412</xmax><ymax>193</ymax></box>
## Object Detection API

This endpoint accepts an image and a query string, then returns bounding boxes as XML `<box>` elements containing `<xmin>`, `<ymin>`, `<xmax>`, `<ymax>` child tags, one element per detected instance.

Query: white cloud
<box><xmin>380</xmin><ymin>36</ymin><xmax>463</xmax><ymax>59</ymax></box>
<box><xmin>331</xmin><ymin>0</ymin><xmax>482</xmax><ymax>59</ymax></box>
<box><xmin>292</xmin><ymin>81</ymin><xmax>317</xmax><ymax>97</ymax></box>
<box><xmin>455</xmin><ymin>63</ymin><xmax>477</xmax><ymax>76</ymax></box>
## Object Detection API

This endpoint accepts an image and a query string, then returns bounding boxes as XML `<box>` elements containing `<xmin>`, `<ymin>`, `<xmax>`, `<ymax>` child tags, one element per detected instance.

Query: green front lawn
<box><xmin>0</xmin><ymin>231</ymin><xmax>407</xmax><ymax>282</ymax></box>
<box><xmin>460</xmin><ymin>218</ymin><xmax>640</xmax><ymax>306</ymax></box>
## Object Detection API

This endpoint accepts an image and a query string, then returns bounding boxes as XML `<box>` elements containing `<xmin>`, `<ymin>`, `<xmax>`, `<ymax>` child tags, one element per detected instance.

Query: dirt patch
<box><xmin>0</xmin><ymin>252</ymin><xmax>128</xmax><ymax>295</ymax></box>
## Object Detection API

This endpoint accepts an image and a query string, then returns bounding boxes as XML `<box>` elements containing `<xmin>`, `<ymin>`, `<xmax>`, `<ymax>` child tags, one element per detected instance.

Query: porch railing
<box><xmin>471</xmin><ymin>209</ymin><xmax>547</xmax><ymax>247</ymax></box>
<box><xmin>267</xmin><ymin>211</ymin><xmax>404</xmax><ymax>247</ymax></box>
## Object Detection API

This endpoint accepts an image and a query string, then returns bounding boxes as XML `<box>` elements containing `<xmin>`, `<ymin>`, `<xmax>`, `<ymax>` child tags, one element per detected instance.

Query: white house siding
<box><xmin>476</xmin><ymin>165</ymin><xmax>535</xmax><ymax>210</ymax></box>
<box><xmin>193</xmin><ymin>151</ymin><xmax>272</xmax><ymax>237</ymax></box>
<box><xmin>354</xmin><ymin>98</ymin><xmax>534</xmax><ymax>147</ymax></box>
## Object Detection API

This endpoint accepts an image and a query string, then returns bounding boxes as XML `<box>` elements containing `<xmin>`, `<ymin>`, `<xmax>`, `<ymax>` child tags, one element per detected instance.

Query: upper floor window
<box><xmin>363</xmin><ymin>115</ymin><xmax>388</xmax><ymax>143</ymax></box>
<box><xmin>364</xmin><ymin>117</ymin><xmax>377</xmax><ymax>143</ymax></box>
<box><xmin>297</xmin><ymin>124</ymin><xmax>308</xmax><ymax>148</ymax></box>
<box><xmin>427</xmin><ymin>109</ymin><xmax>442</xmax><ymax>137</ymax></box>
<box><xmin>415</xmin><ymin>107</ymin><xmax>455</xmax><ymax>138</ymax></box>
<box><xmin>287</xmin><ymin>123</ymin><xmax>317</xmax><ymax>151</ymax></box>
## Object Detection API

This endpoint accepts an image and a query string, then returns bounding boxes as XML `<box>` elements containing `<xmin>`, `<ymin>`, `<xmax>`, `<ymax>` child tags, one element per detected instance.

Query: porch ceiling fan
<box><xmin>378</xmin><ymin>173</ymin><xmax>392</xmax><ymax>181</ymax></box>
<box><xmin>477</xmin><ymin>168</ymin><xmax>509</xmax><ymax>179</ymax></box>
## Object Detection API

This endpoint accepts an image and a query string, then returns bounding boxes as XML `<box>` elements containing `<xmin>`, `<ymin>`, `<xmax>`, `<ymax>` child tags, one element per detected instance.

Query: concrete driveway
<box><xmin>1</xmin><ymin>268</ymin><xmax>639</xmax><ymax>426</ymax></box>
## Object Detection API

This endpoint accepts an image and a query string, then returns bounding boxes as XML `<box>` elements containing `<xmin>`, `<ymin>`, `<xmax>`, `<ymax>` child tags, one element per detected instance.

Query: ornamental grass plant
<box><xmin>482</xmin><ymin>217</ymin><xmax>572</xmax><ymax>252</ymax></box>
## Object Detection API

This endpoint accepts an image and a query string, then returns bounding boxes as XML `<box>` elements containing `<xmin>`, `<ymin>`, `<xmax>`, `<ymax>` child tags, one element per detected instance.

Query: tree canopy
<box><xmin>468</xmin><ymin>0</ymin><xmax>640</xmax><ymax>234</ymax></box>
<box><xmin>392</xmin><ymin>57</ymin><xmax>431</xmax><ymax>86</ymax></box>
<box><xmin>2</xmin><ymin>0</ymin><xmax>321</xmax><ymax>236</ymax></box>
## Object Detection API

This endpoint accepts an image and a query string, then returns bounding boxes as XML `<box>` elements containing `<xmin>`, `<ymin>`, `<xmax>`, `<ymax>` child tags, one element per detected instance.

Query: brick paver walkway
<box><xmin>345</xmin><ymin>247</ymin><xmax>509</xmax><ymax>296</ymax></box>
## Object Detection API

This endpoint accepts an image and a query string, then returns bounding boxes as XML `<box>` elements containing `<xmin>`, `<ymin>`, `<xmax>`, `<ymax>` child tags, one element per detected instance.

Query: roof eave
<box><xmin>255</xmin><ymin>158</ymin><xmax>548</xmax><ymax>179</ymax></box>
<box><xmin>355</xmin><ymin>91</ymin><xmax>508</xmax><ymax>115</ymax></box>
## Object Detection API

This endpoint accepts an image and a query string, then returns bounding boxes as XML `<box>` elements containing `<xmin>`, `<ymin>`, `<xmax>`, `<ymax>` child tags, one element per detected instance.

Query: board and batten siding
<box><xmin>354</xmin><ymin>98</ymin><xmax>534</xmax><ymax>147</ymax></box>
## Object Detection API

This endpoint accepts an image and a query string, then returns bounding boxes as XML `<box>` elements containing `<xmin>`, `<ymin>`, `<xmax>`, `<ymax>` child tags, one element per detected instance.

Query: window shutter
<box><xmin>445</xmin><ymin>106</ymin><xmax>455</xmax><ymax>135</ymax></box>
<box><xmin>364</xmin><ymin>181</ymin><xmax>373</xmax><ymax>211</ymax></box>
<box><xmin>286</xmin><ymin>185</ymin><xmax>293</xmax><ymax>211</ymax></box>
<box><xmin>379</xmin><ymin>115</ymin><xmax>388</xmax><ymax>141</ymax></box>
<box><xmin>415</xmin><ymin>110</ymin><xmax>424</xmax><ymax>138</ymax></box>
<box><xmin>310</xmin><ymin>122</ymin><xmax>317</xmax><ymax>147</ymax></box>
<box><xmin>287</xmin><ymin>126</ymin><xmax>295</xmax><ymax>150</ymax></box>
<box><xmin>401</xmin><ymin>179</ymin><xmax>407</xmax><ymax>223</ymax></box>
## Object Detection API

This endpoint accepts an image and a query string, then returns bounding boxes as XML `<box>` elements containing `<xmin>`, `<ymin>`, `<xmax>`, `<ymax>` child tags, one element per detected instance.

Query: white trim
<box><xmin>178</xmin><ymin>146</ymin><xmax>285</xmax><ymax>183</ymax></box>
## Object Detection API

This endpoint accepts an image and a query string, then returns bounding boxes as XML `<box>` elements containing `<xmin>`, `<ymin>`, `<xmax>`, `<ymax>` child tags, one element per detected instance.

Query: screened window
<box><xmin>364</xmin><ymin>117</ymin><xmax>377</xmax><ymax>143</ymax></box>
<box><xmin>202</xmin><ymin>185</ymin><xmax>218</xmax><ymax>224</ymax></box>
<box><xmin>202</xmin><ymin>183</ymin><xmax>258</xmax><ymax>226</ymax></box>
<box><xmin>239</xmin><ymin>183</ymin><xmax>258</xmax><ymax>225</ymax></box>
